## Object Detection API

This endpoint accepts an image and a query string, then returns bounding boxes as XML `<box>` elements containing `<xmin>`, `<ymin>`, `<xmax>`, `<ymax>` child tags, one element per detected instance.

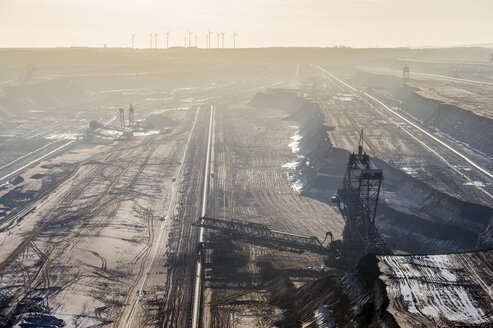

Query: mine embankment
<box><xmin>0</xmin><ymin>104</ymin><xmax>194</xmax><ymax>327</ymax></box>
<box><xmin>378</xmin><ymin>250</ymin><xmax>493</xmax><ymax>327</ymax></box>
<box><xmin>0</xmin><ymin>79</ymin><xmax>88</xmax><ymax>116</ymax></box>
<box><xmin>203</xmin><ymin>93</ymin><xmax>345</xmax><ymax>327</ymax></box>
<box><xmin>351</xmin><ymin>71</ymin><xmax>493</xmax><ymax>158</ymax></box>
<box><xmin>301</xmin><ymin>250</ymin><xmax>493</xmax><ymax>327</ymax></box>
<box><xmin>238</xmin><ymin>254</ymin><xmax>398</xmax><ymax>327</ymax></box>
<box><xmin>262</xmin><ymin>89</ymin><xmax>493</xmax><ymax>254</ymax></box>
<box><xmin>374</xmin><ymin>158</ymin><xmax>493</xmax><ymax>252</ymax></box>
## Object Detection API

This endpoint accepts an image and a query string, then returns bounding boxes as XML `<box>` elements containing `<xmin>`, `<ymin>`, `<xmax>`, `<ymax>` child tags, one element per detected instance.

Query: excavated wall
<box><xmin>352</xmin><ymin>71</ymin><xmax>493</xmax><ymax>157</ymax></box>
<box><xmin>256</xmin><ymin>90</ymin><xmax>493</xmax><ymax>254</ymax></box>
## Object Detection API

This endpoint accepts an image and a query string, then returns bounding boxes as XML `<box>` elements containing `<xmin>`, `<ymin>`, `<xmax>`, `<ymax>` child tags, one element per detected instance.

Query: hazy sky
<box><xmin>1</xmin><ymin>0</ymin><xmax>492</xmax><ymax>48</ymax></box>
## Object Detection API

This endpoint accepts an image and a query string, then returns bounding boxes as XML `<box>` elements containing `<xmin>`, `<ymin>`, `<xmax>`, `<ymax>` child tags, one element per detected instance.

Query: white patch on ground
<box><xmin>283</xmin><ymin>127</ymin><xmax>305</xmax><ymax>194</ymax></box>
<box><xmin>291</xmin><ymin>179</ymin><xmax>304</xmax><ymax>193</ymax></box>
<box><xmin>333</xmin><ymin>93</ymin><xmax>355</xmax><ymax>102</ymax></box>
<box><xmin>282</xmin><ymin>161</ymin><xmax>298</xmax><ymax>169</ymax></box>
<box><xmin>310</xmin><ymin>305</ymin><xmax>332</xmax><ymax>328</ymax></box>
<box><xmin>47</xmin><ymin>133</ymin><xmax>78</xmax><ymax>140</ymax></box>
<box><xmin>402</xmin><ymin>166</ymin><xmax>419</xmax><ymax>176</ymax></box>
<box><xmin>381</xmin><ymin>254</ymin><xmax>489</xmax><ymax>324</ymax></box>
<box><xmin>441</xmin><ymin>269</ymin><xmax>457</xmax><ymax>282</ymax></box>
<box><xmin>151</xmin><ymin>106</ymin><xmax>190</xmax><ymax>114</ymax></box>
<box><xmin>133</xmin><ymin>130</ymin><xmax>161</xmax><ymax>136</ymax></box>
<box><xmin>289</xmin><ymin>131</ymin><xmax>302</xmax><ymax>153</ymax></box>
<box><xmin>463</xmin><ymin>181</ymin><xmax>486</xmax><ymax>187</ymax></box>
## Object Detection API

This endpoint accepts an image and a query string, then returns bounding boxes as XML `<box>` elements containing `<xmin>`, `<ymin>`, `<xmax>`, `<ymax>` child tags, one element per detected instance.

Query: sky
<box><xmin>0</xmin><ymin>0</ymin><xmax>492</xmax><ymax>48</ymax></box>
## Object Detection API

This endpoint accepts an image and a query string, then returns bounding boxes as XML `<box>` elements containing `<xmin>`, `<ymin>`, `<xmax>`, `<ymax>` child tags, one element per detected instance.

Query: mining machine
<box><xmin>192</xmin><ymin>216</ymin><xmax>334</xmax><ymax>255</ymax></box>
<box><xmin>332</xmin><ymin>130</ymin><xmax>391</xmax><ymax>259</ymax></box>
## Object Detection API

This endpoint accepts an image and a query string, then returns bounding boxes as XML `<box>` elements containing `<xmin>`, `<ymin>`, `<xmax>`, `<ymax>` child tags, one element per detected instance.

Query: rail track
<box><xmin>117</xmin><ymin>105</ymin><xmax>207</xmax><ymax>328</ymax></box>
<box><xmin>0</xmin><ymin>136</ymin><xmax>157</xmax><ymax>322</ymax></box>
<box><xmin>190</xmin><ymin>105</ymin><xmax>214</xmax><ymax>328</ymax></box>
<box><xmin>315</xmin><ymin>65</ymin><xmax>493</xmax><ymax>201</ymax></box>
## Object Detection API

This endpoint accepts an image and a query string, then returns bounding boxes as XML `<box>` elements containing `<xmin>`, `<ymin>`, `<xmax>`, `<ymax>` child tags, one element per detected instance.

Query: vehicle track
<box><xmin>315</xmin><ymin>65</ymin><xmax>493</xmax><ymax>201</ymax></box>
<box><xmin>0</xmin><ymin>137</ymin><xmax>157</xmax><ymax>321</ymax></box>
<box><xmin>117</xmin><ymin>106</ymin><xmax>205</xmax><ymax>328</ymax></box>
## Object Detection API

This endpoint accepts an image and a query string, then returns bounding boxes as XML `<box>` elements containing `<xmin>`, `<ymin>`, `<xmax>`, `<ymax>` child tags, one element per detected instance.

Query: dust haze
<box><xmin>1</xmin><ymin>2</ymin><xmax>493</xmax><ymax>328</ymax></box>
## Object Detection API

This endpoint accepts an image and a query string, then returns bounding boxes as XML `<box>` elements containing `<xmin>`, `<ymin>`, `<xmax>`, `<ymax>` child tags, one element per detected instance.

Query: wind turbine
<box><xmin>208</xmin><ymin>30</ymin><xmax>213</xmax><ymax>49</ymax></box>
<box><xmin>165</xmin><ymin>31</ymin><xmax>170</xmax><ymax>48</ymax></box>
<box><xmin>154</xmin><ymin>32</ymin><xmax>159</xmax><ymax>49</ymax></box>
<box><xmin>204</xmin><ymin>34</ymin><xmax>209</xmax><ymax>48</ymax></box>
<box><xmin>149</xmin><ymin>33</ymin><xmax>153</xmax><ymax>48</ymax></box>
<box><xmin>221</xmin><ymin>32</ymin><xmax>225</xmax><ymax>48</ymax></box>
<box><xmin>188</xmin><ymin>31</ymin><xmax>193</xmax><ymax>48</ymax></box>
<box><xmin>216</xmin><ymin>33</ymin><xmax>220</xmax><ymax>48</ymax></box>
<box><xmin>131</xmin><ymin>33</ymin><xmax>135</xmax><ymax>48</ymax></box>
<box><xmin>184</xmin><ymin>35</ymin><xmax>187</xmax><ymax>47</ymax></box>
<box><xmin>194</xmin><ymin>35</ymin><xmax>198</xmax><ymax>48</ymax></box>
<box><xmin>233</xmin><ymin>32</ymin><xmax>238</xmax><ymax>48</ymax></box>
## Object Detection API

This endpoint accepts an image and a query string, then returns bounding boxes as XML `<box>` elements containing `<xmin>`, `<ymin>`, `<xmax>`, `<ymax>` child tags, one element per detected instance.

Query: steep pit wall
<box><xmin>352</xmin><ymin>71</ymin><xmax>493</xmax><ymax>158</ymax></box>
<box><xmin>373</xmin><ymin>157</ymin><xmax>493</xmax><ymax>253</ymax></box>
<box><xmin>256</xmin><ymin>90</ymin><xmax>493</xmax><ymax>254</ymax></box>
<box><xmin>272</xmin><ymin>254</ymin><xmax>398</xmax><ymax>328</ymax></box>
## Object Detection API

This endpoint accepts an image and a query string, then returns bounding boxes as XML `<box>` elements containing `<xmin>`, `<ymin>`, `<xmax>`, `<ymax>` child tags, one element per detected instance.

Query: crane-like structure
<box><xmin>192</xmin><ymin>130</ymin><xmax>388</xmax><ymax>263</ymax></box>
<box><xmin>165</xmin><ymin>31</ymin><xmax>170</xmax><ymax>49</ymax></box>
<box><xmin>233</xmin><ymin>32</ymin><xmax>238</xmax><ymax>48</ymax></box>
<box><xmin>118</xmin><ymin>105</ymin><xmax>135</xmax><ymax>134</ymax></box>
<box><xmin>119</xmin><ymin>108</ymin><xmax>125</xmax><ymax>130</ymax></box>
<box><xmin>193</xmin><ymin>216</ymin><xmax>333</xmax><ymax>254</ymax></box>
<box><xmin>208</xmin><ymin>30</ymin><xmax>214</xmax><ymax>49</ymax></box>
<box><xmin>332</xmin><ymin>130</ymin><xmax>389</xmax><ymax>257</ymax></box>
<box><xmin>403</xmin><ymin>64</ymin><xmax>410</xmax><ymax>81</ymax></box>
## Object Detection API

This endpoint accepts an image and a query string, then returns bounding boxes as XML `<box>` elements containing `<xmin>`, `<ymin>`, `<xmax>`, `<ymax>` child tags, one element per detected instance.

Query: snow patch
<box><xmin>463</xmin><ymin>181</ymin><xmax>486</xmax><ymax>188</ymax></box>
<box><xmin>283</xmin><ymin>127</ymin><xmax>305</xmax><ymax>194</ymax></box>
<box><xmin>133</xmin><ymin>130</ymin><xmax>162</xmax><ymax>136</ymax></box>
<box><xmin>381</xmin><ymin>254</ymin><xmax>488</xmax><ymax>324</ymax></box>
<box><xmin>47</xmin><ymin>133</ymin><xmax>78</xmax><ymax>140</ymax></box>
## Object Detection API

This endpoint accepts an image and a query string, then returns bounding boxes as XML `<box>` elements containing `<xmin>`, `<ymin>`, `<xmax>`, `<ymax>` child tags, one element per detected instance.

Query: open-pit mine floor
<box><xmin>1</xmin><ymin>48</ymin><xmax>492</xmax><ymax>328</ymax></box>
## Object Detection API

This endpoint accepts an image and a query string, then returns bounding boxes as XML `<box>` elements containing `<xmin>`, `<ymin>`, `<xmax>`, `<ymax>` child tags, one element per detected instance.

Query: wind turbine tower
<box><xmin>233</xmin><ymin>32</ymin><xmax>238</xmax><ymax>49</ymax></box>
<box><xmin>204</xmin><ymin>34</ymin><xmax>209</xmax><ymax>48</ymax></box>
<box><xmin>208</xmin><ymin>31</ymin><xmax>213</xmax><ymax>49</ymax></box>
<box><xmin>194</xmin><ymin>35</ymin><xmax>198</xmax><ymax>48</ymax></box>
<box><xmin>216</xmin><ymin>33</ymin><xmax>220</xmax><ymax>48</ymax></box>
<box><xmin>184</xmin><ymin>36</ymin><xmax>187</xmax><ymax>47</ymax></box>
<box><xmin>149</xmin><ymin>34</ymin><xmax>153</xmax><ymax>48</ymax></box>
<box><xmin>154</xmin><ymin>32</ymin><xmax>159</xmax><ymax>49</ymax></box>
<box><xmin>221</xmin><ymin>32</ymin><xmax>225</xmax><ymax>48</ymax></box>
<box><xmin>188</xmin><ymin>31</ymin><xmax>193</xmax><ymax>47</ymax></box>
<box><xmin>165</xmin><ymin>32</ymin><xmax>170</xmax><ymax>49</ymax></box>
<box><xmin>131</xmin><ymin>34</ymin><xmax>135</xmax><ymax>48</ymax></box>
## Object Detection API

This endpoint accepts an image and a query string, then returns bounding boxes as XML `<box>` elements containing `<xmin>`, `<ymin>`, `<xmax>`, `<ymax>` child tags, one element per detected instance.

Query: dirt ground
<box><xmin>0</xmin><ymin>48</ymin><xmax>492</xmax><ymax>327</ymax></box>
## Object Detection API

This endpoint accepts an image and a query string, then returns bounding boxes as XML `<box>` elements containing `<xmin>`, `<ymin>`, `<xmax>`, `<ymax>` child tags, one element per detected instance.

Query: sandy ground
<box><xmin>302</xmin><ymin>65</ymin><xmax>493</xmax><ymax>207</ymax></box>
<box><xmin>0</xmin><ymin>111</ymin><xmax>194</xmax><ymax>326</ymax></box>
<box><xmin>202</xmin><ymin>103</ymin><xmax>344</xmax><ymax>327</ymax></box>
<box><xmin>359</xmin><ymin>66</ymin><xmax>493</xmax><ymax>120</ymax></box>
<box><xmin>1</xmin><ymin>48</ymin><xmax>492</xmax><ymax>327</ymax></box>
<box><xmin>379</xmin><ymin>251</ymin><xmax>493</xmax><ymax>327</ymax></box>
